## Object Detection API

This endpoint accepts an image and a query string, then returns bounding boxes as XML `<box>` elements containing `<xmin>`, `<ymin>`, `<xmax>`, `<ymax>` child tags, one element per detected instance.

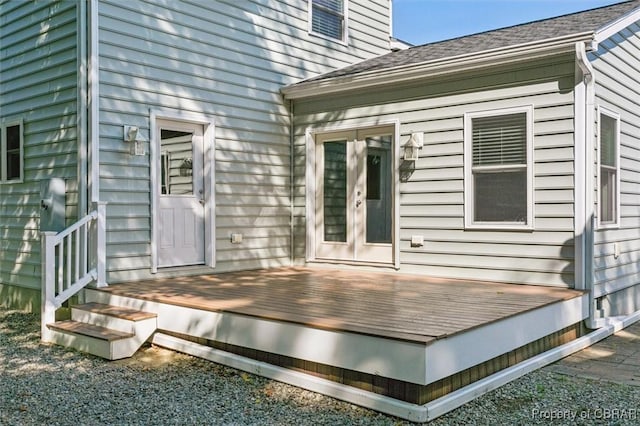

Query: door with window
<box><xmin>315</xmin><ymin>127</ymin><xmax>393</xmax><ymax>263</ymax></box>
<box><xmin>157</xmin><ymin>119</ymin><xmax>205</xmax><ymax>267</ymax></box>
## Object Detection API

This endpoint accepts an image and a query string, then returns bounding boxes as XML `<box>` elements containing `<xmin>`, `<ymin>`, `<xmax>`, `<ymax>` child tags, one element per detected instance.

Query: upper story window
<box><xmin>464</xmin><ymin>106</ymin><xmax>533</xmax><ymax>230</ymax></box>
<box><xmin>309</xmin><ymin>0</ymin><xmax>347</xmax><ymax>42</ymax></box>
<box><xmin>598</xmin><ymin>107</ymin><xmax>620</xmax><ymax>228</ymax></box>
<box><xmin>0</xmin><ymin>120</ymin><xmax>24</xmax><ymax>183</ymax></box>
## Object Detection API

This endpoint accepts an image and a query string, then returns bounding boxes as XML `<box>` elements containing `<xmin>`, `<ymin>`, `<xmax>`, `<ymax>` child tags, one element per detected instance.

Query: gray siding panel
<box><xmin>592</xmin><ymin>22</ymin><xmax>640</xmax><ymax>311</ymax></box>
<box><xmin>96</xmin><ymin>0</ymin><xmax>390</xmax><ymax>280</ymax></box>
<box><xmin>0</xmin><ymin>1</ymin><xmax>78</xmax><ymax>291</ymax></box>
<box><xmin>293</xmin><ymin>56</ymin><xmax>577</xmax><ymax>287</ymax></box>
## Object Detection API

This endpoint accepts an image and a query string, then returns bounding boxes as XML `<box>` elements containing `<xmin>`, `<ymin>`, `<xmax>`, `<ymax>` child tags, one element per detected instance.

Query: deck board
<box><xmin>99</xmin><ymin>267</ymin><xmax>584</xmax><ymax>343</ymax></box>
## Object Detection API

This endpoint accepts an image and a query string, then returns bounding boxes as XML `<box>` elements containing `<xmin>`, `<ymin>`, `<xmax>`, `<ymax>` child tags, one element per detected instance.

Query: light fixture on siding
<box><xmin>124</xmin><ymin>125</ymin><xmax>139</xmax><ymax>142</ymax></box>
<box><xmin>404</xmin><ymin>132</ymin><xmax>423</xmax><ymax>161</ymax></box>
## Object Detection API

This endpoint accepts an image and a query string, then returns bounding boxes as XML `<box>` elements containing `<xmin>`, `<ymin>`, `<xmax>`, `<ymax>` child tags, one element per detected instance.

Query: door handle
<box><xmin>356</xmin><ymin>199</ymin><xmax>362</xmax><ymax>207</ymax></box>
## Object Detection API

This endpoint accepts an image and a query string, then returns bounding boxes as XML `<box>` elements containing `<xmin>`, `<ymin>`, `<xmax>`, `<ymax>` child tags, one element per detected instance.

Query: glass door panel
<box><xmin>365</xmin><ymin>136</ymin><xmax>392</xmax><ymax>244</ymax></box>
<box><xmin>323</xmin><ymin>142</ymin><xmax>348</xmax><ymax>242</ymax></box>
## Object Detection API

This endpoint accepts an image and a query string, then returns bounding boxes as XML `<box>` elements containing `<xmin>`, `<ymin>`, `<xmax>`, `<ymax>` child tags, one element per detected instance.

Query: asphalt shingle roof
<box><xmin>307</xmin><ymin>0</ymin><xmax>640</xmax><ymax>83</ymax></box>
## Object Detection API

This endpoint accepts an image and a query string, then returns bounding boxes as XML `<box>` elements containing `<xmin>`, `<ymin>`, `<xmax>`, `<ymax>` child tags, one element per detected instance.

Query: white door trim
<box><xmin>150</xmin><ymin>110</ymin><xmax>216</xmax><ymax>273</ymax></box>
<box><xmin>305</xmin><ymin>119</ymin><xmax>400</xmax><ymax>268</ymax></box>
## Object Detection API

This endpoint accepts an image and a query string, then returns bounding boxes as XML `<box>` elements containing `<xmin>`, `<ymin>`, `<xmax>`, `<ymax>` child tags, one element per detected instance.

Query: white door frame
<box><xmin>150</xmin><ymin>110</ymin><xmax>216</xmax><ymax>273</ymax></box>
<box><xmin>306</xmin><ymin>120</ymin><xmax>400</xmax><ymax>268</ymax></box>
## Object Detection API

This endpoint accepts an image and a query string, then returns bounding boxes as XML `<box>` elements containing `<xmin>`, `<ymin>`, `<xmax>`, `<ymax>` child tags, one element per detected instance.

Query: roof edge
<box><xmin>282</xmin><ymin>32</ymin><xmax>594</xmax><ymax>100</ymax></box>
<box><xmin>594</xmin><ymin>5</ymin><xmax>640</xmax><ymax>46</ymax></box>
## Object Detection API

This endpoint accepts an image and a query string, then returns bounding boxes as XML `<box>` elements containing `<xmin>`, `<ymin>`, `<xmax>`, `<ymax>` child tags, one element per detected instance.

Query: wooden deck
<box><xmin>98</xmin><ymin>267</ymin><xmax>583</xmax><ymax>344</ymax></box>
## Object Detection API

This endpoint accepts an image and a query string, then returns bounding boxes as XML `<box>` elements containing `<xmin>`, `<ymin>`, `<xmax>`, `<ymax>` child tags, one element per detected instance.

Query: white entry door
<box><xmin>315</xmin><ymin>127</ymin><xmax>394</xmax><ymax>263</ymax></box>
<box><xmin>157</xmin><ymin>119</ymin><xmax>205</xmax><ymax>267</ymax></box>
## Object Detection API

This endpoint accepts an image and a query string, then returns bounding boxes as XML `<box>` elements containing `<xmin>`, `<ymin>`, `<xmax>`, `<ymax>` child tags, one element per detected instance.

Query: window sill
<box><xmin>597</xmin><ymin>222</ymin><xmax>620</xmax><ymax>230</ymax></box>
<box><xmin>465</xmin><ymin>222</ymin><xmax>534</xmax><ymax>232</ymax></box>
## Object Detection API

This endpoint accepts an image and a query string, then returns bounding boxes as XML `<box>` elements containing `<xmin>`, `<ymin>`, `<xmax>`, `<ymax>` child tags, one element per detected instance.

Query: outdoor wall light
<box><xmin>403</xmin><ymin>132</ymin><xmax>423</xmax><ymax>161</ymax></box>
<box><xmin>124</xmin><ymin>125</ymin><xmax>139</xmax><ymax>142</ymax></box>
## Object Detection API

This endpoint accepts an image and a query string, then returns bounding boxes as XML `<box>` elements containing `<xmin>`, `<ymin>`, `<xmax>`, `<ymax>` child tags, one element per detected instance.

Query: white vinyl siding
<box><xmin>597</xmin><ymin>107</ymin><xmax>620</xmax><ymax>228</ymax></box>
<box><xmin>0</xmin><ymin>0</ymin><xmax>79</xmax><ymax>293</ymax></box>
<box><xmin>293</xmin><ymin>55</ymin><xmax>576</xmax><ymax>287</ymax></box>
<box><xmin>464</xmin><ymin>106</ymin><xmax>533</xmax><ymax>229</ymax></box>
<box><xmin>96</xmin><ymin>0</ymin><xmax>390</xmax><ymax>281</ymax></box>
<box><xmin>0</xmin><ymin>120</ymin><xmax>23</xmax><ymax>183</ymax></box>
<box><xmin>591</xmin><ymin>20</ymin><xmax>640</xmax><ymax>311</ymax></box>
<box><xmin>309</xmin><ymin>0</ymin><xmax>347</xmax><ymax>43</ymax></box>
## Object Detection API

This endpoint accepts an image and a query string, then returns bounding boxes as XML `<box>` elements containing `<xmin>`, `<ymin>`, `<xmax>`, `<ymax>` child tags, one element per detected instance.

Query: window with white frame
<box><xmin>309</xmin><ymin>0</ymin><xmax>346</xmax><ymax>42</ymax></box>
<box><xmin>464</xmin><ymin>106</ymin><xmax>533</xmax><ymax>229</ymax></box>
<box><xmin>598</xmin><ymin>108</ymin><xmax>620</xmax><ymax>227</ymax></box>
<box><xmin>0</xmin><ymin>120</ymin><xmax>24</xmax><ymax>183</ymax></box>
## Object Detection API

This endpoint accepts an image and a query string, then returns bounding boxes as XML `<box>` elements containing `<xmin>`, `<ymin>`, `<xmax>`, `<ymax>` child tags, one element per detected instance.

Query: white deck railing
<box><xmin>41</xmin><ymin>202</ymin><xmax>106</xmax><ymax>341</ymax></box>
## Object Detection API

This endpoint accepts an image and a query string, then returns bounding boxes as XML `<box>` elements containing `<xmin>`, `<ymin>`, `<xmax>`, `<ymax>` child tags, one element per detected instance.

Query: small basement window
<box><xmin>309</xmin><ymin>0</ymin><xmax>347</xmax><ymax>42</ymax></box>
<box><xmin>0</xmin><ymin>120</ymin><xmax>24</xmax><ymax>183</ymax></box>
<box><xmin>464</xmin><ymin>106</ymin><xmax>533</xmax><ymax>230</ymax></box>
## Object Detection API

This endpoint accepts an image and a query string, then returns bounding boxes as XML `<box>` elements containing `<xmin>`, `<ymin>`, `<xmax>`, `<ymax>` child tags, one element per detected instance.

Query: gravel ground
<box><xmin>2</xmin><ymin>307</ymin><xmax>640</xmax><ymax>425</ymax></box>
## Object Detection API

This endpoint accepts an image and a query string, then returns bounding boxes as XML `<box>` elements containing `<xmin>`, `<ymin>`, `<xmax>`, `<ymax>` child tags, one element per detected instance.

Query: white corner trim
<box><xmin>77</xmin><ymin>0</ymin><xmax>88</xmax><ymax>217</ymax></box>
<box><xmin>574</xmin><ymin>41</ymin><xmax>596</xmax><ymax>292</ymax></box>
<box><xmin>89</xmin><ymin>0</ymin><xmax>99</xmax><ymax>203</ymax></box>
<box><xmin>594</xmin><ymin>8</ymin><xmax>640</xmax><ymax>47</ymax></box>
<box><xmin>305</xmin><ymin>128</ymin><xmax>316</xmax><ymax>262</ymax></box>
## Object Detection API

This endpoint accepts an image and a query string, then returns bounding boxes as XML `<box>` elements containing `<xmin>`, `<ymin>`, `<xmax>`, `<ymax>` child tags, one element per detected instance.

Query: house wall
<box><xmin>591</xmin><ymin>21</ymin><xmax>640</xmax><ymax>315</ymax></box>
<box><xmin>293</xmin><ymin>55</ymin><xmax>577</xmax><ymax>287</ymax></box>
<box><xmin>95</xmin><ymin>0</ymin><xmax>391</xmax><ymax>282</ymax></box>
<box><xmin>0</xmin><ymin>1</ymin><xmax>79</xmax><ymax>309</ymax></box>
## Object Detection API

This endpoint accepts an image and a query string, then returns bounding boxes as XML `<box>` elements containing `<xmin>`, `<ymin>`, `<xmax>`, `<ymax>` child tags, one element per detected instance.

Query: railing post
<box><xmin>41</xmin><ymin>231</ymin><xmax>57</xmax><ymax>342</ymax></box>
<box><xmin>96</xmin><ymin>201</ymin><xmax>107</xmax><ymax>287</ymax></box>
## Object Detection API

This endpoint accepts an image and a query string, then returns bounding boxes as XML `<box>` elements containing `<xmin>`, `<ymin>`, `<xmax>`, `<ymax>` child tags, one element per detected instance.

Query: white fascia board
<box><xmin>593</xmin><ymin>8</ymin><xmax>640</xmax><ymax>48</ymax></box>
<box><xmin>282</xmin><ymin>32</ymin><xmax>594</xmax><ymax>100</ymax></box>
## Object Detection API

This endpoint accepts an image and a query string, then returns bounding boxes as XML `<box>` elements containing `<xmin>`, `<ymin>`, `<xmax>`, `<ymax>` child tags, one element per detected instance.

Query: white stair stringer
<box><xmin>46</xmin><ymin>303</ymin><xmax>157</xmax><ymax>360</ymax></box>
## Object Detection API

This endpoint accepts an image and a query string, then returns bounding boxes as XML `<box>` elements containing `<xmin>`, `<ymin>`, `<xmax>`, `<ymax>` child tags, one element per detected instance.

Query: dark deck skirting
<box><xmin>165</xmin><ymin>322</ymin><xmax>586</xmax><ymax>404</ymax></box>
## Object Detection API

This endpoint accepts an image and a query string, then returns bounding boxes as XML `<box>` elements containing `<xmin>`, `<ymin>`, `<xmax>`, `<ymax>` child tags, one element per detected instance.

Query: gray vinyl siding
<box><xmin>293</xmin><ymin>55</ymin><xmax>577</xmax><ymax>287</ymax></box>
<box><xmin>0</xmin><ymin>1</ymin><xmax>78</xmax><ymax>294</ymax></box>
<box><xmin>591</xmin><ymin>21</ymin><xmax>640</xmax><ymax>313</ymax></box>
<box><xmin>96</xmin><ymin>0</ymin><xmax>391</xmax><ymax>281</ymax></box>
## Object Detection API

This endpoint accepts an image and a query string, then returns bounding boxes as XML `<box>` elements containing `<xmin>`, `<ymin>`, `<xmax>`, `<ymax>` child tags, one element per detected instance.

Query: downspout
<box><xmin>575</xmin><ymin>41</ymin><xmax>598</xmax><ymax>329</ymax></box>
<box><xmin>88</xmin><ymin>0</ymin><xmax>99</xmax><ymax>203</ymax></box>
<box><xmin>77</xmin><ymin>0</ymin><xmax>88</xmax><ymax>218</ymax></box>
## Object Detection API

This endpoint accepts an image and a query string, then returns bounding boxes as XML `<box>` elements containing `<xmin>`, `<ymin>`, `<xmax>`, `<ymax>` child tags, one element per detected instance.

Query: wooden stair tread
<box><xmin>74</xmin><ymin>302</ymin><xmax>156</xmax><ymax>321</ymax></box>
<box><xmin>48</xmin><ymin>320</ymin><xmax>134</xmax><ymax>341</ymax></box>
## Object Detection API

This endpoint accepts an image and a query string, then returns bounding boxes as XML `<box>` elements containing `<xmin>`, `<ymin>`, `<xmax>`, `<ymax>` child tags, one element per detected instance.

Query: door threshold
<box><xmin>153</xmin><ymin>265</ymin><xmax>215</xmax><ymax>279</ymax></box>
<box><xmin>307</xmin><ymin>259</ymin><xmax>398</xmax><ymax>271</ymax></box>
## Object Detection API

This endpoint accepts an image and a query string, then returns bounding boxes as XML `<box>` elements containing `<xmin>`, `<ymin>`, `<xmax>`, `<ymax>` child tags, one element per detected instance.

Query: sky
<box><xmin>392</xmin><ymin>0</ymin><xmax>623</xmax><ymax>46</ymax></box>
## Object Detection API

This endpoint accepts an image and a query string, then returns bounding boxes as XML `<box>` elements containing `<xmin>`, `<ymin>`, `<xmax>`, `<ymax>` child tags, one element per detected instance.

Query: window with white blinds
<box><xmin>310</xmin><ymin>0</ymin><xmax>346</xmax><ymax>42</ymax></box>
<box><xmin>464</xmin><ymin>106</ymin><xmax>533</xmax><ymax>229</ymax></box>
<box><xmin>598</xmin><ymin>107</ymin><xmax>620</xmax><ymax>227</ymax></box>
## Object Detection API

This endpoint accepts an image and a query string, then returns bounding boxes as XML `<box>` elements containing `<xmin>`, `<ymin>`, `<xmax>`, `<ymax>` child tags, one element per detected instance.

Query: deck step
<box><xmin>44</xmin><ymin>303</ymin><xmax>158</xmax><ymax>360</ymax></box>
<box><xmin>73</xmin><ymin>302</ymin><xmax>157</xmax><ymax>321</ymax></box>
<box><xmin>48</xmin><ymin>320</ymin><xmax>134</xmax><ymax>341</ymax></box>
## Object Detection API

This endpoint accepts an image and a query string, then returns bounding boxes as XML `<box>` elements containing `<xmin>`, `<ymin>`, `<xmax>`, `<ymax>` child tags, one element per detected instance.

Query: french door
<box><xmin>315</xmin><ymin>127</ymin><xmax>393</xmax><ymax>263</ymax></box>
